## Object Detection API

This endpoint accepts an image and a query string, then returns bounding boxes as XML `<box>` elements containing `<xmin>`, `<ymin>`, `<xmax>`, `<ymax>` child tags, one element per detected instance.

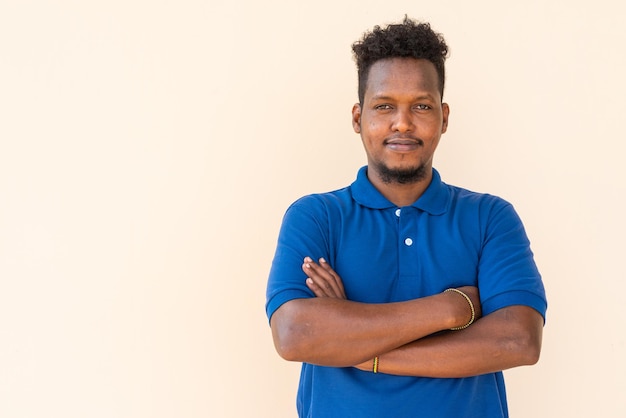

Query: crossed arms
<box><xmin>270</xmin><ymin>257</ymin><xmax>543</xmax><ymax>378</ymax></box>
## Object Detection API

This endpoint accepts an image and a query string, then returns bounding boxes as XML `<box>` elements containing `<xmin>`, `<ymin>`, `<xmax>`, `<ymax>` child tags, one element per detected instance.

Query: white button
<box><xmin>395</xmin><ymin>208</ymin><xmax>401</xmax><ymax>217</ymax></box>
<box><xmin>404</xmin><ymin>238</ymin><xmax>413</xmax><ymax>246</ymax></box>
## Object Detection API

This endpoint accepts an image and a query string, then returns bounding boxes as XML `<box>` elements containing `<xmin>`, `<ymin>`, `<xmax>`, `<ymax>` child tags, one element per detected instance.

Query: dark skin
<box><xmin>271</xmin><ymin>265</ymin><xmax>483</xmax><ymax>370</ymax></box>
<box><xmin>270</xmin><ymin>57</ymin><xmax>544</xmax><ymax>377</ymax></box>
<box><xmin>302</xmin><ymin>257</ymin><xmax>543</xmax><ymax>377</ymax></box>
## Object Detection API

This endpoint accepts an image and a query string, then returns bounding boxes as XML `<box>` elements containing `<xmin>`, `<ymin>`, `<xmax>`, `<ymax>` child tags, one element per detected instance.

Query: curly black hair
<box><xmin>352</xmin><ymin>16</ymin><xmax>449</xmax><ymax>103</ymax></box>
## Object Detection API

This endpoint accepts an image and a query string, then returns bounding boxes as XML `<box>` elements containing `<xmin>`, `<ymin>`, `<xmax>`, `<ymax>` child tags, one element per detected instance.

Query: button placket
<box><xmin>397</xmin><ymin>208</ymin><xmax>414</xmax><ymax>246</ymax></box>
<box><xmin>396</xmin><ymin>206</ymin><xmax>420</xmax><ymax>285</ymax></box>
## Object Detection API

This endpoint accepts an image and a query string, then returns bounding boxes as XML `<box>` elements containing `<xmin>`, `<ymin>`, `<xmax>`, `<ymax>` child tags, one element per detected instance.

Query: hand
<box><xmin>302</xmin><ymin>257</ymin><xmax>346</xmax><ymax>299</ymax></box>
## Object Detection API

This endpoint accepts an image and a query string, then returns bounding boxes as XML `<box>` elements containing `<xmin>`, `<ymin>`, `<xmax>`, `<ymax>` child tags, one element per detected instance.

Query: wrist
<box><xmin>443</xmin><ymin>288</ymin><xmax>475</xmax><ymax>330</ymax></box>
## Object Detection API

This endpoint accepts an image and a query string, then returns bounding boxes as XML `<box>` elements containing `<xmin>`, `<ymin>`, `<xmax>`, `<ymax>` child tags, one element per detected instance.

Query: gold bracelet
<box><xmin>444</xmin><ymin>288</ymin><xmax>475</xmax><ymax>330</ymax></box>
<box><xmin>373</xmin><ymin>356</ymin><xmax>379</xmax><ymax>373</ymax></box>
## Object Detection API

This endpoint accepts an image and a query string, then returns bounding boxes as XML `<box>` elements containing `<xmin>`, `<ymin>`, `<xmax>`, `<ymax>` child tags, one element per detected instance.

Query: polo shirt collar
<box><xmin>351</xmin><ymin>166</ymin><xmax>450</xmax><ymax>215</ymax></box>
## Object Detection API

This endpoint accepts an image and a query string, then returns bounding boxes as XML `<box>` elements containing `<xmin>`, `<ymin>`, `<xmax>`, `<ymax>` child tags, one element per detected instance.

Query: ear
<box><xmin>441</xmin><ymin>103</ymin><xmax>450</xmax><ymax>133</ymax></box>
<box><xmin>352</xmin><ymin>103</ymin><xmax>362</xmax><ymax>133</ymax></box>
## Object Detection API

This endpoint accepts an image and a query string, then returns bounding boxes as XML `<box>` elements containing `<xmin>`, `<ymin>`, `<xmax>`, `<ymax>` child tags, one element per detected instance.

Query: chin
<box><xmin>375</xmin><ymin>162</ymin><xmax>428</xmax><ymax>184</ymax></box>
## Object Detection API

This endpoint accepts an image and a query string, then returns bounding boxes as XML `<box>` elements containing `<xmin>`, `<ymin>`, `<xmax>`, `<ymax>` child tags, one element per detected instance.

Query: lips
<box><xmin>384</xmin><ymin>137</ymin><xmax>423</xmax><ymax>151</ymax></box>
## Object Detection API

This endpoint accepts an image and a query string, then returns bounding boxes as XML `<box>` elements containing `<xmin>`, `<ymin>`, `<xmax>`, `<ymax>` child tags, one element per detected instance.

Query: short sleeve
<box><xmin>477</xmin><ymin>200</ymin><xmax>547</xmax><ymax>320</ymax></box>
<box><xmin>265</xmin><ymin>196</ymin><xmax>331</xmax><ymax>322</ymax></box>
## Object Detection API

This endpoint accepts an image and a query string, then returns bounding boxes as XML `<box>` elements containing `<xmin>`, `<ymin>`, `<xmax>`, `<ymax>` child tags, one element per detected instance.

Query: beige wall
<box><xmin>1</xmin><ymin>1</ymin><xmax>624</xmax><ymax>417</ymax></box>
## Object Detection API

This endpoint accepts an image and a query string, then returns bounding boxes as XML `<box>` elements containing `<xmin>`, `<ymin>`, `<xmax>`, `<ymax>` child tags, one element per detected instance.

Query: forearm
<box><xmin>373</xmin><ymin>305</ymin><xmax>544</xmax><ymax>378</ymax></box>
<box><xmin>271</xmin><ymin>292</ymin><xmax>468</xmax><ymax>367</ymax></box>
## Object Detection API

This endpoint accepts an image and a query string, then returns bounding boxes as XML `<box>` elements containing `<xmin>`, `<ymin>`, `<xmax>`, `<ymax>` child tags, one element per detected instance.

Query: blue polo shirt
<box><xmin>266</xmin><ymin>166</ymin><xmax>547</xmax><ymax>418</ymax></box>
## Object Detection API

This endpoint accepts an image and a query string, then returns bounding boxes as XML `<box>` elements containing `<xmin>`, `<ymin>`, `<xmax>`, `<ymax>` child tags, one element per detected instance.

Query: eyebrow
<box><xmin>370</xmin><ymin>93</ymin><xmax>437</xmax><ymax>101</ymax></box>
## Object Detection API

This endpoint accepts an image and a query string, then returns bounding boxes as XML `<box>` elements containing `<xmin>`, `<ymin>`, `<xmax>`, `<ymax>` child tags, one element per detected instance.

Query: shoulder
<box><xmin>439</xmin><ymin>183</ymin><xmax>529</xmax><ymax>243</ymax></box>
<box><xmin>445</xmin><ymin>183</ymin><xmax>513</xmax><ymax>216</ymax></box>
<box><xmin>286</xmin><ymin>186</ymin><xmax>354</xmax><ymax>217</ymax></box>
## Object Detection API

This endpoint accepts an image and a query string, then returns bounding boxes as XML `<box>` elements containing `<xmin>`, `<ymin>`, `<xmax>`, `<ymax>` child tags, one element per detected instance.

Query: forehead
<box><xmin>364</xmin><ymin>58</ymin><xmax>440</xmax><ymax>100</ymax></box>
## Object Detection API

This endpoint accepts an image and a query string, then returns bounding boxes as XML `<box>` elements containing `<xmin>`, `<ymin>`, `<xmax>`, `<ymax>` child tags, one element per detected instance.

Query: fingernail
<box><xmin>304</xmin><ymin>257</ymin><xmax>312</xmax><ymax>262</ymax></box>
<box><xmin>320</xmin><ymin>257</ymin><xmax>326</xmax><ymax>263</ymax></box>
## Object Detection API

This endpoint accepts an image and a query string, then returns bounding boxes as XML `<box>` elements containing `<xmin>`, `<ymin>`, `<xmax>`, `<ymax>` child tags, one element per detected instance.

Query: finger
<box><xmin>302</xmin><ymin>259</ymin><xmax>333</xmax><ymax>297</ymax></box>
<box><xmin>305</xmin><ymin>276</ymin><xmax>331</xmax><ymax>297</ymax></box>
<box><xmin>304</xmin><ymin>261</ymin><xmax>338</xmax><ymax>297</ymax></box>
<box><xmin>306</xmin><ymin>277</ymin><xmax>339</xmax><ymax>299</ymax></box>
<box><xmin>303</xmin><ymin>258</ymin><xmax>343</xmax><ymax>298</ymax></box>
<box><xmin>319</xmin><ymin>258</ymin><xmax>346</xmax><ymax>298</ymax></box>
<box><xmin>308</xmin><ymin>258</ymin><xmax>345</xmax><ymax>298</ymax></box>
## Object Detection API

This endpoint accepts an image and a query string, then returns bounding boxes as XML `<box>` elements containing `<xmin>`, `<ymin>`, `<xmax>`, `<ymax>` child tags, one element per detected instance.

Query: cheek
<box><xmin>366</xmin><ymin>119</ymin><xmax>384</xmax><ymax>133</ymax></box>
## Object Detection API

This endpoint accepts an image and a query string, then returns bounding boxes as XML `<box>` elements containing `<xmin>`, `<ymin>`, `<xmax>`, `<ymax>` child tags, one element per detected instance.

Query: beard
<box><xmin>373</xmin><ymin>161</ymin><xmax>428</xmax><ymax>184</ymax></box>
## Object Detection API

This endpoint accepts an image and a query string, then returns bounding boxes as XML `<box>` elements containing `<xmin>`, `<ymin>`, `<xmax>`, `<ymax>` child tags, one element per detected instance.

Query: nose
<box><xmin>391</xmin><ymin>107</ymin><xmax>414</xmax><ymax>132</ymax></box>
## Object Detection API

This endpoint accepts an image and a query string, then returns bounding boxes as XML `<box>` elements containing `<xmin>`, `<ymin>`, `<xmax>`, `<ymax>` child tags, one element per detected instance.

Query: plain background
<box><xmin>1</xmin><ymin>1</ymin><xmax>625</xmax><ymax>417</ymax></box>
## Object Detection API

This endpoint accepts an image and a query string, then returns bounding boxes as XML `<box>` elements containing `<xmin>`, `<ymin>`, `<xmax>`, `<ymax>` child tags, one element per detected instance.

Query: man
<box><xmin>266</xmin><ymin>17</ymin><xmax>546</xmax><ymax>418</ymax></box>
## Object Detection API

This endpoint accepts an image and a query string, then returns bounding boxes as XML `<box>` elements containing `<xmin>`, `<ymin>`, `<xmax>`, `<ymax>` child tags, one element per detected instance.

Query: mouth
<box><xmin>384</xmin><ymin>137</ymin><xmax>423</xmax><ymax>152</ymax></box>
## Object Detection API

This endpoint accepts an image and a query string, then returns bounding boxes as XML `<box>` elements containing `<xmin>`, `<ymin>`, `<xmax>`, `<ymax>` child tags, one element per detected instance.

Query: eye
<box><xmin>374</xmin><ymin>104</ymin><xmax>393</xmax><ymax>110</ymax></box>
<box><xmin>414</xmin><ymin>104</ymin><xmax>431</xmax><ymax>110</ymax></box>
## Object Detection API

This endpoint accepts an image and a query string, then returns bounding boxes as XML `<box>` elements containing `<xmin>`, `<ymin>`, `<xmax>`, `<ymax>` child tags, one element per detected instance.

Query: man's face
<box><xmin>352</xmin><ymin>57</ymin><xmax>449</xmax><ymax>184</ymax></box>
